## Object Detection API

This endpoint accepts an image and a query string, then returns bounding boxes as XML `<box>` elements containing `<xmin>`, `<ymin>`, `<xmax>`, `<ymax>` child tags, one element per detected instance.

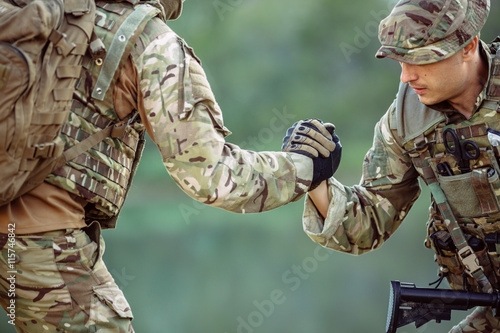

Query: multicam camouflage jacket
<box><xmin>303</xmin><ymin>39</ymin><xmax>500</xmax><ymax>258</ymax></box>
<box><xmin>46</xmin><ymin>0</ymin><xmax>313</xmax><ymax>229</ymax></box>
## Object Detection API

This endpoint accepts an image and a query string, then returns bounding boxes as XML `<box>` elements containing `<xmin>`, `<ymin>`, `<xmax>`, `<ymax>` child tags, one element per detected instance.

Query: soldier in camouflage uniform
<box><xmin>296</xmin><ymin>0</ymin><xmax>500</xmax><ymax>331</ymax></box>
<box><xmin>0</xmin><ymin>0</ymin><xmax>338</xmax><ymax>331</ymax></box>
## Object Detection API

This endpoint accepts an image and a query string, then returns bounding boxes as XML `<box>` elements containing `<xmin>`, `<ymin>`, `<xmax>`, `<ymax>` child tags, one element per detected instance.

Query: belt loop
<box><xmin>83</xmin><ymin>221</ymin><xmax>102</xmax><ymax>269</ymax></box>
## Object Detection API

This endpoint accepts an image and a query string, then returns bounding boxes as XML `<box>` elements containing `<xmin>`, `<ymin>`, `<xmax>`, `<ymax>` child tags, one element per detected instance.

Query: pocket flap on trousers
<box><xmin>93</xmin><ymin>284</ymin><xmax>133</xmax><ymax>319</ymax></box>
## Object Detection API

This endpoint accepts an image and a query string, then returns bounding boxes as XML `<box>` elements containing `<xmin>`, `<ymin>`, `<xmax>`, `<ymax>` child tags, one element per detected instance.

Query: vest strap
<box><xmin>487</xmin><ymin>48</ymin><xmax>500</xmax><ymax>101</ymax></box>
<box><xmin>92</xmin><ymin>4</ymin><xmax>160</xmax><ymax>100</ymax></box>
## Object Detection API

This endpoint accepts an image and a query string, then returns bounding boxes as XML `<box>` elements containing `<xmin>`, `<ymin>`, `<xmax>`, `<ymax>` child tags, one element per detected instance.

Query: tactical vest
<box><xmin>45</xmin><ymin>0</ymin><xmax>168</xmax><ymax>229</ymax></box>
<box><xmin>398</xmin><ymin>38</ymin><xmax>500</xmax><ymax>291</ymax></box>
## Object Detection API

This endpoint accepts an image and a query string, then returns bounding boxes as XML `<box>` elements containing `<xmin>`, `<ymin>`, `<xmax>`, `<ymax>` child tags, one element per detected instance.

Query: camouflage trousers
<box><xmin>450</xmin><ymin>307</ymin><xmax>500</xmax><ymax>333</ymax></box>
<box><xmin>0</xmin><ymin>223</ymin><xmax>134</xmax><ymax>332</ymax></box>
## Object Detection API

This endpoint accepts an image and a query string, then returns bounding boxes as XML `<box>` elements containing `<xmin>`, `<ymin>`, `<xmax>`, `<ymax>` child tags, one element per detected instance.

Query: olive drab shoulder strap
<box><xmin>486</xmin><ymin>37</ymin><xmax>500</xmax><ymax>103</ymax></box>
<box><xmin>91</xmin><ymin>3</ymin><xmax>160</xmax><ymax>101</ymax></box>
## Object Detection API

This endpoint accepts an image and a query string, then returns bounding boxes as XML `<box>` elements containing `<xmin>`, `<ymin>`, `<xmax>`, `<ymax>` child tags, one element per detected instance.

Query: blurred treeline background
<box><xmin>2</xmin><ymin>0</ymin><xmax>499</xmax><ymax>332</ymax></box>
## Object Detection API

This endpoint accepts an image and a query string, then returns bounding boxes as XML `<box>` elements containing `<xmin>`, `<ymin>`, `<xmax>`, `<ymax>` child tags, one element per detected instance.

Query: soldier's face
<box><xmin>399</xmin><ymin>52</ymin><xmax>468</xmax><ymax>106</ymax></box>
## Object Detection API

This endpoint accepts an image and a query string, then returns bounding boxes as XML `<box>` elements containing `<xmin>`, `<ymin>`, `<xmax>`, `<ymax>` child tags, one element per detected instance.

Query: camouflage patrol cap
<box><xmin>376</xmin><ymin>0</ymin><xmax>490</xmax><ymax>64</ymax></box>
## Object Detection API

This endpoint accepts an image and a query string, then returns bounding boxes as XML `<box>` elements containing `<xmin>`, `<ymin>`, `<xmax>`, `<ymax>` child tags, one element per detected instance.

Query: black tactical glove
<box><xmin>282</xmin><ymin>119</ymin><xmax>341</xmax><ymax>190</ymax></box>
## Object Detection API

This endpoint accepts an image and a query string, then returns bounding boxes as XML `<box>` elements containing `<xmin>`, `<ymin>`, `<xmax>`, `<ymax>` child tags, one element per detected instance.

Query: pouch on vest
<box><xmin>0</xmin><ymin>0</ymin><xmax>96</xmax><ymax>205</ymax></box>
<box><xmin>430</xmin><ymin>123</ymin><xmax>500</xmax><ymax>220</ymax></box>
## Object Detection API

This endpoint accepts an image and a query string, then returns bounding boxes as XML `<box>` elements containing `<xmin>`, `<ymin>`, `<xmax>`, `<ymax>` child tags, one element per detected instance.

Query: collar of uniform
<box><xmin>474</xmin><ymin>40</ymin><xmax>493</xmax><ymax>111</ymax></box>
<box><xmin>426</xmin><ymin>40</ymin><xmax>492</xmax><ymax>118</ymax></box>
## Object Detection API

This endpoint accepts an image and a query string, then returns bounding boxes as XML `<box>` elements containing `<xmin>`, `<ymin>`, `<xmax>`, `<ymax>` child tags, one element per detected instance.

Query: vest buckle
<box><xmin>458</xmin><ymin>245</ymin><xmax>484</xmax><ymax>277</ymax></box>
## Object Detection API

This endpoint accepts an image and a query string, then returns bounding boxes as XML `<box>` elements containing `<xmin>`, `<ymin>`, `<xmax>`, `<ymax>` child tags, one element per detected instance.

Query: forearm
<box><xmin>308</xmin><ymin>180</ymin><xmax>329</xmax><ymax>219</ymax></box>
<box><xmin>165</xmin><ymin>141</ymin><xmax>313</xmax><ymax>213</ymax></box>
<box><xmin>304</xmin><ymin>177</ymin><xmax>420</xmax><ymax>254</ymax></box>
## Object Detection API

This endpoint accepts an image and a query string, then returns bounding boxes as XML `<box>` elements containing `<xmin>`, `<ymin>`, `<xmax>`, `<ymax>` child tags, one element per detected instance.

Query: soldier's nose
<box><xmin>399</xmin><ymin>62</ymin><xmax>418</xmax><ymax>84</ymax></box>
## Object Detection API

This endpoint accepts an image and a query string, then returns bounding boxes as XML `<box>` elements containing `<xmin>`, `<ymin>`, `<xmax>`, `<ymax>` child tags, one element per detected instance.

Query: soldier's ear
<box><xmin>462</xmin><ymin>36</ymin><xmax>479</xmax><ymax>62</ymax></box>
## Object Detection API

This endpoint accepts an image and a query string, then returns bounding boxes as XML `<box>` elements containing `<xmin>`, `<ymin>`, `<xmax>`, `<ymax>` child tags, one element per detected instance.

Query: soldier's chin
<box><xmin>417</xmin><ymin>95</ymin><xmax>442</xmax><ymax>107</ymax></box>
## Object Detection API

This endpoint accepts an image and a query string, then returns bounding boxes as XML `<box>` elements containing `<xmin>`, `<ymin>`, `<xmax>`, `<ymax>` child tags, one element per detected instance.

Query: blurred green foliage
<box><xmin>2</xmin><ymin>0</ymin><xmax>499</xmax><ymax>332</ymax></box>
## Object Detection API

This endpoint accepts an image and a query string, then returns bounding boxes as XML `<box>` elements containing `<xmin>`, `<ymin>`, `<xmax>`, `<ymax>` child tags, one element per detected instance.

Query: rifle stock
<box><xmin>386</xmin><ymin>280</ymin><xmax>500</xmax><ymax>333</ymax></box>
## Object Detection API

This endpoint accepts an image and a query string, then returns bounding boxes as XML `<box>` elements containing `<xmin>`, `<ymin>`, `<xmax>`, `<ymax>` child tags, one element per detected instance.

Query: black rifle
<box><xmin>386</xmin><ymin>280</ymin><xmax>500</xmax><ymax>333</ymax></box>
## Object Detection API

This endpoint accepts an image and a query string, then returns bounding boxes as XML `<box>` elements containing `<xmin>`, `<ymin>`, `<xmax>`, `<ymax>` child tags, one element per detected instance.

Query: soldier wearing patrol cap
<box><xmin>293</xmin><ymin>0</ymin><xmax>500</xmax><ymax>331</ymax></box>
<box><xmin>0</xmin><ymin>0</ymin><xmax>338</xmax><ymax>331</ymax></box>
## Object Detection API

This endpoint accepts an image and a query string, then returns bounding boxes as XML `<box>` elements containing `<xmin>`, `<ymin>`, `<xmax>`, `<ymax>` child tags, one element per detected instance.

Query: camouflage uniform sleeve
<box><xmin>303</xmin><ymin>102</ymin><xmax>421</xmax><ymax>255</ymax></box>
<box><xmin>136</xmin><ymin>28</ymin><xmax>313</xmax><ymax>213</ymax></box>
